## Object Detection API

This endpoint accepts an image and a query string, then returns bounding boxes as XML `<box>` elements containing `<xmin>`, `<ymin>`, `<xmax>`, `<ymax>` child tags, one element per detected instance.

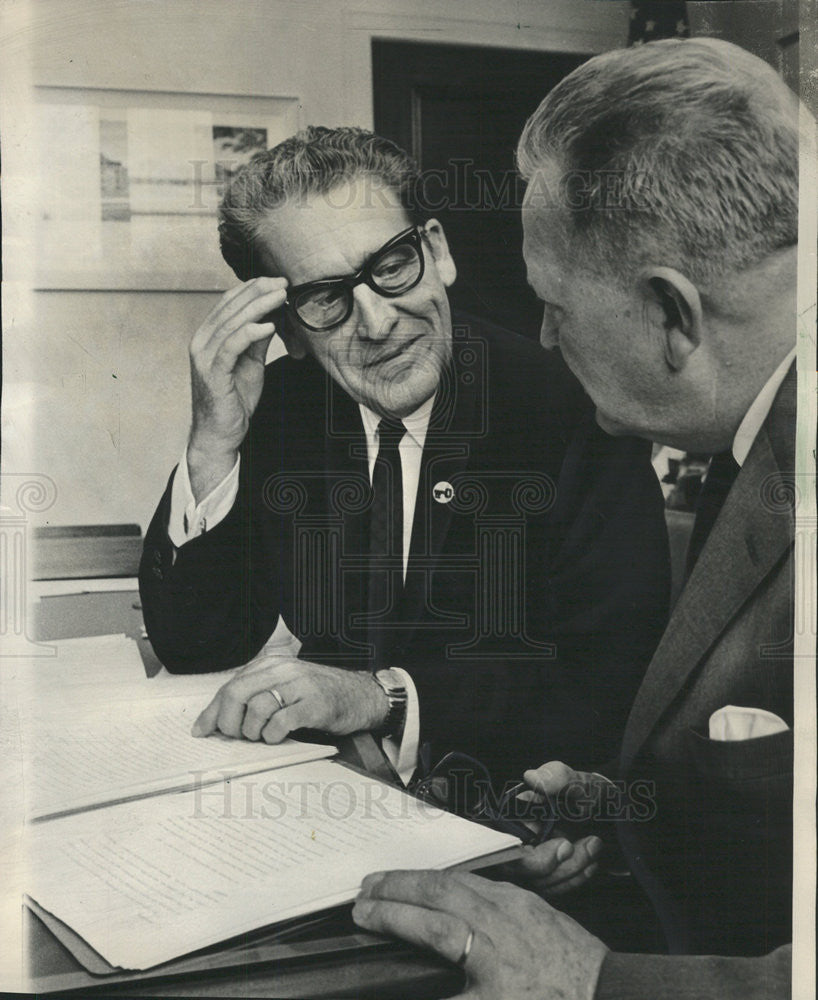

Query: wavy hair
<box><xmin>218</xmin><ymin>125</ymin><xmax>424</xmax><ymax>280</ymax></box>
<box><xmin>517</xmin><ymin>39</ymin><xmax>799</xmax><ymax>286</ymax></box>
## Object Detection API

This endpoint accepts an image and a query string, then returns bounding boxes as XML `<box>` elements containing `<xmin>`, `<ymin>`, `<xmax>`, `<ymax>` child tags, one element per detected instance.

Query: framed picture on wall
<box><xmin>32</xmin><ymin>87</ymin><xmax>300</xmax><ymax>290</ymax></box>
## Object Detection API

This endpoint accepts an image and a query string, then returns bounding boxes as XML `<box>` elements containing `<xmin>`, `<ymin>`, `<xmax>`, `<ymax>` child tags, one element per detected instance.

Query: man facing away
<box><xmin>354</xmin><ymin>38</ymin><xmax>805</xmax><ymax>1000</ymax></box>
<box><xmin>139</xmin><ymin>126</ymin><xmax>670</xmax><ymax>788</ymax></box>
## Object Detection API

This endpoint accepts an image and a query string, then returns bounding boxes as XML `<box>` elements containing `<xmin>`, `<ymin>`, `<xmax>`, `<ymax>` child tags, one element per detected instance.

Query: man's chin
<box><xmin>594</xmin><ymin>409</ymin><xmax>630</xmax><ymax>436</ymax></box>
<box><xmin>371</xmin><ymin>378</ymin><xmax>437</xmax><ymax>418</ymax></box>
<box><xmin>370</xmin><ymin>354</ymin><xmax>446</xmax><ymax>415</ymax></box>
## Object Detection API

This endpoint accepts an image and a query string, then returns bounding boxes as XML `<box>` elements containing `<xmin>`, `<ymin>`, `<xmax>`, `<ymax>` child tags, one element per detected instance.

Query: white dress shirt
<box><xmin>167</xmin><ymin>396</ymin><xmax>437</xmax><ymax>784</ymax></box>
<box><xmin>731</xmin><ymin>347</ymin><xmax>796</xmax><ymax>467</ymax></box>
<box><xmin>652</xmin><ymin>347</ymin><xmax>796</xmax><ymax>495</ymax></box>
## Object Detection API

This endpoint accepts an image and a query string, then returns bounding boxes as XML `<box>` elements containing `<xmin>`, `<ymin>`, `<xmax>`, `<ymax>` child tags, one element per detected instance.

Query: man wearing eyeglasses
<box><xmin>139</xmin><ymin>126</ymin><xmax>669</xmax><ymax>786</ymax></box>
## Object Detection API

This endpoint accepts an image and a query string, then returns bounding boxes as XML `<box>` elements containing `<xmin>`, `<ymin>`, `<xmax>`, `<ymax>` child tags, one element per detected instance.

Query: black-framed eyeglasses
<box><xmin>285</xmin><ymin>226</ymin><xmax>426</xmax><ymax>332</ymax></box>
<box><xmin>411</xmin><ymin>752</ymin><xmax>556</xmax><ymax>847</ymax></box>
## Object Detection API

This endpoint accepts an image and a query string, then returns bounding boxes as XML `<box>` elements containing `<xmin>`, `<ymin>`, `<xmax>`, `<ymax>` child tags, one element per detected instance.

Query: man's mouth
<box><xmin>364</xmin><ymin>336</ymin><xmax>421</xmax><ymax>368</ymax></box>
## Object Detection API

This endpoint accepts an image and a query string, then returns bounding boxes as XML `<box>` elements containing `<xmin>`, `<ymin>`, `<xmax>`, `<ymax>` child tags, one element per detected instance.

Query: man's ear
<box><xmin>422</xmin><ymin>219</ymin><xmax>457</xmax><ymax>287</ymax></box>
<box><xmin>641</xmin><ymin>266</ymin><xmax>703</xmax><ymax>372</ymax></box>
<box><xmin>276</xmin><ymin>311</ymin><xmax>308</xmax><ymax>360</ymax></box>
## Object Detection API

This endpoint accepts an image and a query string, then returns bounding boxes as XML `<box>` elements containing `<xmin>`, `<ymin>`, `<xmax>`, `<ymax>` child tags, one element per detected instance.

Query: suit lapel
<box><xmin>320</xmin><ymin>374</ymin><xmax>370</xmax><ymax>641</ymax></box>
<box><xmin>620</xmin><ymin>379</ymin><xmax>795</xmax><ymax>773</ymax></box>
<box><xmin>399</xmin><ymin>351</ymin><xmax>479</xmax><ymax>626</ymax></box>
<box><xmin>322</xmin><ymin>372</ymin><xmax>368</xmax><ymax>486</ymax></box>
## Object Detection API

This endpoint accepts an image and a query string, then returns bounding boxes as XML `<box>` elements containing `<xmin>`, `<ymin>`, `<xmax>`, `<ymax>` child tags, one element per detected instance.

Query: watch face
<box><xmin>376</xmin><ymin>669</ymin><xmax>405</xmax><ymax>693</ymax></box>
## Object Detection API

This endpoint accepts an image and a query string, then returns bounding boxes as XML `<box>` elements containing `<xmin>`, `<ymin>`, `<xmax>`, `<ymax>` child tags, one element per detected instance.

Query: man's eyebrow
<box><xmin>524</xmin><ymin>274</ymin><xmax>560</xmax><ymax>308</ymax></box>
<box><xmin>312</xmin><ymin>242</ymin><xmax>383</xmax><ymax>283</ymax></box>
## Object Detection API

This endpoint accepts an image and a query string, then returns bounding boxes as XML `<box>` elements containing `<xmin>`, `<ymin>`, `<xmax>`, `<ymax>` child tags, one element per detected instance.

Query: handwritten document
<box><xmin>27</xmin><ymin>758</ymin><xmax>519</xmax><ymax>969</ymax></box>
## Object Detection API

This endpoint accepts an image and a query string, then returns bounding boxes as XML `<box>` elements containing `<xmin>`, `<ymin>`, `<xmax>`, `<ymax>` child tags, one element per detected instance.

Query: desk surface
<box><xmin>28</xmin><ymin>587</ymin><xmax>464</xmax><ymax>999</ymax></box>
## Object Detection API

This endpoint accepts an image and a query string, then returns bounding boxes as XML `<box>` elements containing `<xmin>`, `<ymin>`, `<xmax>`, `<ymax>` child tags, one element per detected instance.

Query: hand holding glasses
<box><xmin>411</xmin><ymin>752</ymin><xmax>557</xmax><ymax>847</ymax></box>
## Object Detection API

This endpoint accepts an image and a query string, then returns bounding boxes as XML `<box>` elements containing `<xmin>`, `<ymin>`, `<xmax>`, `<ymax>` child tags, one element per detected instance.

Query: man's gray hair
<box><xmin>219</xmin><ymin>125</ymin><xmax>423</xmax><ymax>280</ymax></box>
<box><xmin>517</xmin><ymin>38</ymin><xmax>799</xmax><ymax>286</ymax></box>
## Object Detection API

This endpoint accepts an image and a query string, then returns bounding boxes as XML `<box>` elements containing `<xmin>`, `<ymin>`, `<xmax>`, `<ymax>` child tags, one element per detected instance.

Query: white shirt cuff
<box><xmin>380</xmin><ymin>668</ymin><xmax>419</xmax><ymax>786</ymax></box>
<box><xmin>167</xmin><ymin>447</ymin><xmax>240</xmax><ymax>547</ymax></box>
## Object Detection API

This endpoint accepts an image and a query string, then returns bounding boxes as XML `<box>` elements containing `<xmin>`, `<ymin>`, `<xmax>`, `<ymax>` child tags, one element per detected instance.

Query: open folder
<box><xmin>27</xmin><ymin>757</ymin><xmax>520</xmax><ymax>971</ymax></box>
<box><xmin>23</xmin><ymin>639</ymin><xmax>521</xmax><ymax>973</ymax></box>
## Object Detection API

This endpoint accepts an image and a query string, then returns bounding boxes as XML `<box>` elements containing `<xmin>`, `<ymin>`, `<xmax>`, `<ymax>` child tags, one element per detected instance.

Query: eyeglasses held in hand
<box><xmin>411</xmin><ymin>752</ymin><xmax>556</xmax><ymax>847</ymax></box>
<box><xmin>285</xmin><ymin>226</ymin><xmax>426</xmax><ymax>332</ymax></box>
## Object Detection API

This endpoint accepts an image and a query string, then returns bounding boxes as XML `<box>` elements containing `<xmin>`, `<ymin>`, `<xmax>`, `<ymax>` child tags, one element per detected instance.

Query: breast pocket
<box><xmin>681</xmin><ymin>726</ymin><xmax>793</xmax><ymax>953</ymax></box>
<box><xmin>687</xmin><ymin>725</ymin><xmax>793</xmax><ymax>782</ymax></box>
<box><xmin>686</xmin><ymin>725</ymin><xmax>793</xmax><ymax>880</ymax></box>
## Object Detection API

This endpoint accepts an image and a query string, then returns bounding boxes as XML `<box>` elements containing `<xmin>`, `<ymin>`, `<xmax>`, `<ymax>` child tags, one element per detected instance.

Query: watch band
<box><xmin>373</xmin><ymin>668</ymin><xmax>408</xmax><ymax>737</ymax></box>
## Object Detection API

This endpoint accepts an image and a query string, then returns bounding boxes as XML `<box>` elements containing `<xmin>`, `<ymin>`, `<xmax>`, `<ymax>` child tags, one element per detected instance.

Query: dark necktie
<box><xmin>685</xmin><ymin>450</ymin><xmax>740</xmax><ymax>576</ymax></box>
<box><xmin>367</xmin><ymin>416</ymin><xmax>406</xmax><ymax>663</ymax></box>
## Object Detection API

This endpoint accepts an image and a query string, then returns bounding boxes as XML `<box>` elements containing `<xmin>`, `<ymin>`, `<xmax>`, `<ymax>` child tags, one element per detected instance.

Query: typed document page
<box><xmin>26</xmin><ymin>757</ymin><xmax>519</xmax><ymax>969</ymax></box>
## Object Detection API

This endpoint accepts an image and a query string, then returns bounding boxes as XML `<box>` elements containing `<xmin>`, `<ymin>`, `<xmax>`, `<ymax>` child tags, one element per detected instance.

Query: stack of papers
<box><xmin>21</xmin><ymin>634</ymin><xmax>521</xmax><ymax>970</ymax></box>
<box><xmin>27</xmin><ymin>758</ymin><xmax>518</xmax><ymax>969</ymax></box>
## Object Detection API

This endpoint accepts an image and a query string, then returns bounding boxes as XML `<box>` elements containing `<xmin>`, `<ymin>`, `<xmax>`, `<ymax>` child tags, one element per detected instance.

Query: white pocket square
<box><xmin>709</xmin><ymin>705</ymin><xmax>790</xmax><ymax>741</ymax></box>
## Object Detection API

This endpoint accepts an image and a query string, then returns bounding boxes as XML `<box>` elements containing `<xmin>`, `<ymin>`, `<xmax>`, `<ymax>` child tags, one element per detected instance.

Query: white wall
<box><xmin>1</xmin><ymin>0</ymin><xmax>629</xmax><ymax>530</ymax></box>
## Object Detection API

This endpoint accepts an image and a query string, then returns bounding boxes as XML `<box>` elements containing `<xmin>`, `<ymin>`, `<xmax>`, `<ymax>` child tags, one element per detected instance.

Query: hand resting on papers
<box><xmin>353</xmin><ymin>869</ymin><xmax>608</xmax><ymax>1000</ymax></box>
<box><xmin>191</xmin><ymin>656</ymin><xmax>389</xmax><ymax>741</ymax></box>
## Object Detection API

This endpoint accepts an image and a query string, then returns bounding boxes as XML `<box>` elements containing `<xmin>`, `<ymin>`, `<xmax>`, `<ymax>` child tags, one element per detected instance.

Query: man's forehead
<box><xmin>521</xmin><ymin>156</ymin><xmax>564</xmax><ymax>206</ymax></box>
<box><xmin>253</xmin><ymin>182</ymin><xmax>411</xmax><ymax>279</ymax></box>
<box><xmin>522</xmin><ymin>198</ymin><xmax>568</xmax><ymax>265</ymax></box>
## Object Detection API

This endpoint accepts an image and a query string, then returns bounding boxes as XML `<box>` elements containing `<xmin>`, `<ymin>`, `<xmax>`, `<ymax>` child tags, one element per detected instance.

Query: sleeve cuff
<box><xmin>167</xmin><ymin>447</ymin><xmax>240</xmax><ymax>547</ymax></box>
<box><xmin>593</xmin><ymin>948</ymin><xmax>792</xmax><ymax>1000</ymax></box>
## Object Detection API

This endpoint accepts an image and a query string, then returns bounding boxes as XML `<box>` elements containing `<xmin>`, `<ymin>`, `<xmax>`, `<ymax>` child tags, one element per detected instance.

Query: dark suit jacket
<box><xmin>140</xmin><ymin>318</ymin><xmax>670</xmax><ymax>781</ymax></box>
<box><xmin>597</xmin><ymin>365</ymin><xmax>796</xmax><ymax>998</ymax></box>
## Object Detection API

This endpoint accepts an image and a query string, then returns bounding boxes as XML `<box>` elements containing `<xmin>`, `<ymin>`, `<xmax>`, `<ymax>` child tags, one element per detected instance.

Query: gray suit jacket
<box><xmin>597</xmin><ymin>365</ymin><xmax>796</xmax><ymax>998</ymax></box>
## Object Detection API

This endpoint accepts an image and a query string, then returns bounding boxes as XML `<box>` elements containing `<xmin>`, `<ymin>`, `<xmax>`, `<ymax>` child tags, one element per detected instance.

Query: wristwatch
<box><xmin>373</xmin><ymin>668</ymin><xmax>408</xmax><ymax>737</ymax></box>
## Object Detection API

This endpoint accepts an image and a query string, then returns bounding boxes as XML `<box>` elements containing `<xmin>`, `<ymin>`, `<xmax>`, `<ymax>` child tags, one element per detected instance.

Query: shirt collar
<box><xmin>732</xmin><ymin>347</ymin><xmax>796</xmax><ymax>467</ymax></box>
<box><xmin>359</xmin><ymin>393</ymin><xmax>436</xmax><ymax>451</ymax></box>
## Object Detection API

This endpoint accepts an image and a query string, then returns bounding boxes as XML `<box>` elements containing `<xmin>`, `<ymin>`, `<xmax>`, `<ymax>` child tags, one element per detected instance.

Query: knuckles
<box><xmin>243</xmin><ymin>697</ymin><xmax>271</xmax><ymax>722</ymax></box>
<box><xmin>220</xmin><ymin>686</ymin><xmax>246</xmax><ymax>709</ymax></box>
<box><xmin>420</xmin><ymin>870</ymin><xmax>455</xmax><ymax>907</ymax></box>
<box><xmin>518</xmin><ymin>888</ymin><xmax>548</xmax><ymax>924</ymax></box>
<box><xmin>425</xmin><ymin>912</ymin><xmax>457</xmax><ymax>955</ymax></box>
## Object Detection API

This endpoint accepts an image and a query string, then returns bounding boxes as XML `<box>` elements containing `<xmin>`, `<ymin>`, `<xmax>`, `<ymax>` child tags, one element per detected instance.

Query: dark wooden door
<box><xmin>373</xmin><ymin>40</ymin><xmax>589</xmax><ymax>337</ymax></box>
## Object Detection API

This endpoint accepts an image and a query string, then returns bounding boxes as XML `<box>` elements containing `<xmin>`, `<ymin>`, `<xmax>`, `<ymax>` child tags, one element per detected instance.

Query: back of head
<box><xmin>517</xmin><ymin>38</ymin><xmax>799</xmax><ymax>288</ymax></box>
<box><xmin>219</xmin><ymin>125</ymin><xmax>423</xmax><ymax>280</ymax></box>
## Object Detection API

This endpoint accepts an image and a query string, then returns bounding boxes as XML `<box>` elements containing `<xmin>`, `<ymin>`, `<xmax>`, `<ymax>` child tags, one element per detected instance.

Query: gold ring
<box><xmin>455</xmin><ymin>928</ymin><xmax>474</xmax><ymax>969</ymax></box>
<box><xmin>269</xmin><ymin>687</ymin><xmax>286</xmax><ymax>710</ymax></box>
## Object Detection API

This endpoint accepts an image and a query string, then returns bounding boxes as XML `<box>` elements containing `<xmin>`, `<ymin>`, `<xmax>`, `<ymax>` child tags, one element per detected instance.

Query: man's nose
<box><xmin>539</xmin><ymin>304</ymin><xmax>562</xmax><ymax>350</ymax></box>
<box><xmin>352</xmin><ymin>285</ymin><xmax>398</xmax><ymax>341</ymax></box>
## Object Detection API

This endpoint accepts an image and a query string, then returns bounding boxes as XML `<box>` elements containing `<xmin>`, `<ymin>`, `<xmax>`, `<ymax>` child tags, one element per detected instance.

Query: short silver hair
<box><xmin>517</xmin><ymin>38</ymin><xmax>799</xmax><ymax>286</ymax></box>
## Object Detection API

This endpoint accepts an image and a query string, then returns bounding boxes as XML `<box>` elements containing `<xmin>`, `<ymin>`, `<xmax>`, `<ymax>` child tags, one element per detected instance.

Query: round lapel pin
<box><xmin>433</xmin><ymin>481</ymin><xmax>454</xmax><ymax>503</ymax></box>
